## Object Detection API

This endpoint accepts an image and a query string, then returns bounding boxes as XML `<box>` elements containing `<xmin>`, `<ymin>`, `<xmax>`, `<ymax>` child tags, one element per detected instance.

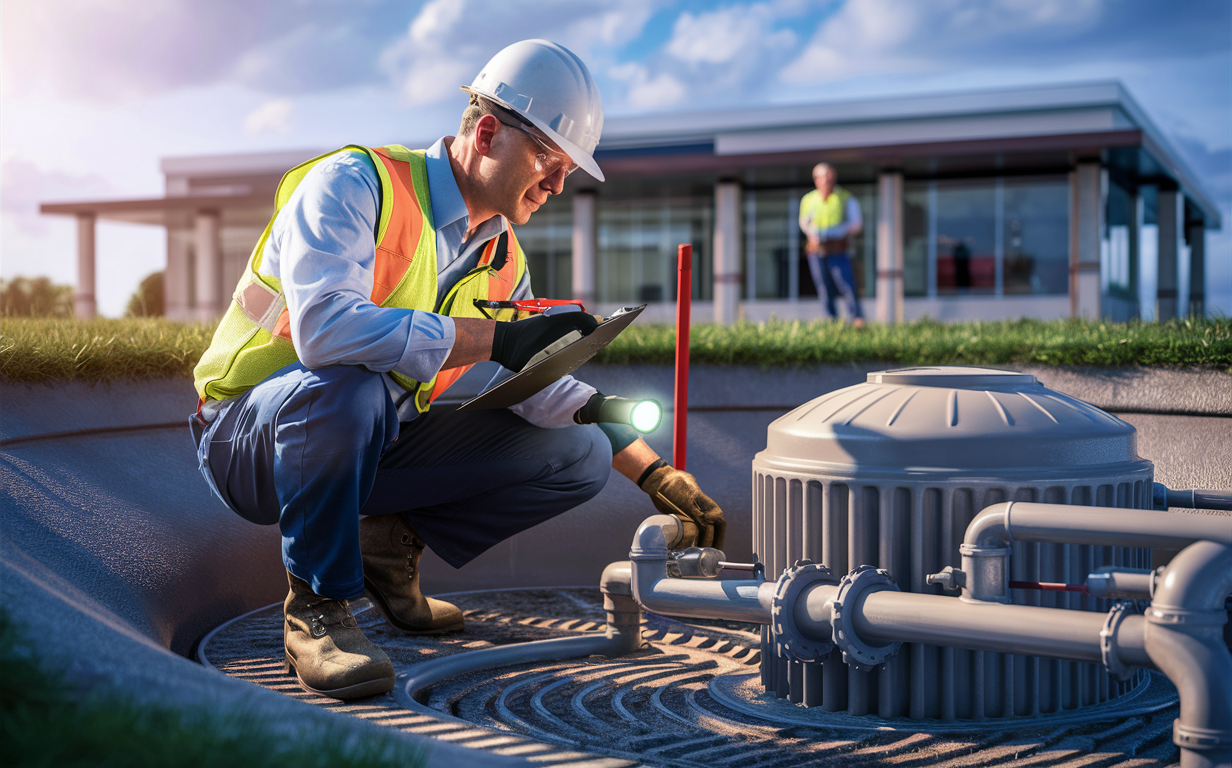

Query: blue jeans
<box><xmin>195</xmin><ymin>362</ymin><xmax>612</xmax><ymax>599</ymax></box>
<box><xmin>806</xmin><ymin>252</ymin><xmax>863</xmax><ymax>321</ymax></box>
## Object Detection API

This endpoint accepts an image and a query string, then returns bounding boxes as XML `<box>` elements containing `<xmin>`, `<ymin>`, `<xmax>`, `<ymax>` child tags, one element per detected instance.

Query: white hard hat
<box><xmin>462</xmin><ymin>39</ymin><xmax>605</xmax><ymax>182</ymax></box>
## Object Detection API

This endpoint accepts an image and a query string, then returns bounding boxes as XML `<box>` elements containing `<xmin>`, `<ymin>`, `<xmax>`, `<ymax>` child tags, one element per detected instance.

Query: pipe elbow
<box><xmin>1152</xmin><ymin>541</ymin><xmax>1232</xmax><ymax>611</ymax></box>
<box><xmin>631</xmin><ymin>514</ymin><xmax>680</xmax><ymax>559</ymax></box>
<box><xmin>965</xmin><ymin>503</ymin><xmax>1012</xmax><ymax>550</ymax></box>
<box><xmin>601</xmin><ymin>561</ymin><xmax>633</xmax><ymax>597</ymax></box>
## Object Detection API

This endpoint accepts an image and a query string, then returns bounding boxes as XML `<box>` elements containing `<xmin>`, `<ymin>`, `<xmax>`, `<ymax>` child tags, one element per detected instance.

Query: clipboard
<box><xmin>456</xmin><ymin>304</ymin><xmax>646</xmax><ymax>411</ymax></box>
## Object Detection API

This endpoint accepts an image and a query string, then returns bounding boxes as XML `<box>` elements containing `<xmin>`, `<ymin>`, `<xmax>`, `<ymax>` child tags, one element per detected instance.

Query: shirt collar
<box><xmin>424</xmin><ymin>137</ymin><xmax>470</xmax><ymax>233</ymax></box>
<box><xmin>424</xmin><ymin>137</ymin><xmax>507</xmax><ymax>243</ymax></box>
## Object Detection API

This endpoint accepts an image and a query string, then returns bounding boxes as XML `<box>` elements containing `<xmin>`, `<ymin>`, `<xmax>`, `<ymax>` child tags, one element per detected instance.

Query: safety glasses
<box><xmin>491</xmin><ymin>112</ymin><xmax>578</xmax><ymax>178</ymax></box>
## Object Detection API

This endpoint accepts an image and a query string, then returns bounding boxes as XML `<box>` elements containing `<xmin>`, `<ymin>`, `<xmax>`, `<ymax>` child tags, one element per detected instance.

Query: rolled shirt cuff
<box><xmin>392</xmin><ymin>312</ymin><xmax>456</xmax><ymax>384</ymax></box>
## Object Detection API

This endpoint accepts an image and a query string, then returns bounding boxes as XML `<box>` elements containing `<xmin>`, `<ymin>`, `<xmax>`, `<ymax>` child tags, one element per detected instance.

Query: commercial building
<box><xmin>42</xmin><ymin>81</ymin><xmax>1220</xmax><ymax>324</ymax></box>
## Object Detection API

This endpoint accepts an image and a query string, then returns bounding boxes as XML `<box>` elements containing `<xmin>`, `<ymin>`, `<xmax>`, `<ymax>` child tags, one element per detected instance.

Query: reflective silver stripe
<box><xmin>234</xmin><ymin>279</ymin><xmax>285</xmax><ymax>333</ymax></box>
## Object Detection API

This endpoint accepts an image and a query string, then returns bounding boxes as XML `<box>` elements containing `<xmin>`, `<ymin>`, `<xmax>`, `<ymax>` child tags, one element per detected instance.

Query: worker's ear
<box><xmin>473</xmin><ymin>114</ymin><xmax>500</xmax><ymax>157</ymax></box>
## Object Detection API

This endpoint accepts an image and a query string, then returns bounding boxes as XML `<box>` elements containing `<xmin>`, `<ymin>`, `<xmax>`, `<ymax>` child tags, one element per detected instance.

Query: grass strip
<box><xmin>1</xmin><ymin>316</ymin><xmax>1229</xmax><ymax>385</ymax></box>
<box><xmin>598</xmin><ymin>316</ymin><xmax>1232</xmax><ymax>370</ymax></box>
<box><xmin>1</xmin><ymin>318</ymin><xmax>215</xmax><ymax>383</ymax></box>
<box><xmin>0</xmin><ymin>610</ymin><xmax>421</xmax><ymax>768</ymax></box>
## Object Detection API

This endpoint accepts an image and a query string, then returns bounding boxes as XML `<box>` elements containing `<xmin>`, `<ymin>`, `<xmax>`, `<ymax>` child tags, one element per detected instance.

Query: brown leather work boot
<box><xmin>359</xmin><ymin>515</ymin><xmax>464</xmax><ymax>634</ymax></box>
<box><xmin>283</xmin><ymin>570</ymin><xmax>394</xmax><ymax>699</ymax></box>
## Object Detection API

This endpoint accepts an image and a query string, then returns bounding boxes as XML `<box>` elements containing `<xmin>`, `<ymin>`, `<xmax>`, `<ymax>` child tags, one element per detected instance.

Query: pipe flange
<box><xmin>771</xmin><ymin>560</ymin><xmax>838</xmax><ymax>663</ymax></box>
<box><xmin>1174</xmin><ymin>721</ymin><xmax>1232</xmax><ymax>751</ymax></box>
<box><xmin>1099</xmin><ymin>601</ymin><xmax>1137</xmax><ymax>680</ymax></box>
<box><xmin>831</xmin><ymin>565</ymin><xmax>902</xmax><ymax>671</ymax></box>
<box><xmin>1147</xmin><ymin>605</ymin><xmax>1230</xmax><ymax>627</ymax></box>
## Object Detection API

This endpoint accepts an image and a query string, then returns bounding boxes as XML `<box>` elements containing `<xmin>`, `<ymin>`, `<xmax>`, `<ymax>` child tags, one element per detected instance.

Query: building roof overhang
<box><xmin>596</xmin><ymin>81</ymin><xmax>1220</xmax><ymax>226</ymax></box>
<box><xmin>38</xmin><ymin>81</ymin><xmax>1221</xmax><ymax>229</ymax></box>
<box><xmin>40</xmin><ymin>192</ymin><xmax>274</xmax><ymax>227</ymax></box>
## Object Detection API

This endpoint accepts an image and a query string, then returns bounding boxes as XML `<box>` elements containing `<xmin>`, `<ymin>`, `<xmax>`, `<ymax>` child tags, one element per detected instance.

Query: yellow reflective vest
<box><xmin>799</xmin><ymin>186</ymin><xmax>852</xmax><ymax>254</ymax></box>
<box><xmin>192</xmin><ymin>145</ymin><xmax>527</xmax><ymax>415</ymax></box>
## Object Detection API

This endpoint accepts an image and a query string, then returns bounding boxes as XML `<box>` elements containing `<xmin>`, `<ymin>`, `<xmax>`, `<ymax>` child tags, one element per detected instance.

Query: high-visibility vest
<box><xmin>799</xmin><ymin>186</ymin><xmax>852</xmax><ymax>254</ymax></box>
<box><xmin>192</xmin><ymin>144</ymin><xmax>527</xmax><ymax>415</ymax></box>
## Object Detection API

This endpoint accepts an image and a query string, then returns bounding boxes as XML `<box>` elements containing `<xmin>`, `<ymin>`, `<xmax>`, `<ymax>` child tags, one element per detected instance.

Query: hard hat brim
<box><xmin>461</xmin><ymin>86</ymin><xmax>605</xmax><ymax>182</ymax></box>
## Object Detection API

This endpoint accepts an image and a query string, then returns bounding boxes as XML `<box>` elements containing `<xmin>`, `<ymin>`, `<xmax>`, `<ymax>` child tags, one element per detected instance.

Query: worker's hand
<box><xmin>639</xmin><ymin>465</ymin><xmax>726</xmax><ymax>550</ymax></box>
<box><xmin>806</xmin><ymin>234</ymin><xmax>821</xmax><ymax>255</ymax></box>
<box><xmin>490</xmin><ymin>311</ymin><xmax>599</xmax><ymax>372</ymax></box>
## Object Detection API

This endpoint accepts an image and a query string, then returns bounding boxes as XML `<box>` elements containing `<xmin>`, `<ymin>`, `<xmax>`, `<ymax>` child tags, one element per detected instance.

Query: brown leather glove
<box><xmin>638</xmin><ymin>465</ymin><xmax>726</xmax><ymax>550</ymax></box>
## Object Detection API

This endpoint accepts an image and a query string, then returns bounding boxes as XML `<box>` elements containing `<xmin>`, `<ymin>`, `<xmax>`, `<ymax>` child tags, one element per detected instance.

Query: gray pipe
<box><xmin>961</xmin><ymin>502</ymin><xmax>1232</xmax><ymax>603</ymax></box>
<box><xmin>1154</xmin><ymin>482</ymin><xmax>1232</xmax><ymax>512</ymax></box>
<box><xmin>792</xmin><ymin>582</ymin><xmax>1155</xmax><ymax>667</ymax></box>
<box><xmin>1086</xmin><ymin>567</ymin><xmax>1157</xmax><ymax>600</ymax></box>
<box><xmin>629</xmin><ymin>515</ymin><xmax>774</xmax><ymax>623</ymax></box>
<box><xmin>1143</xmin><ymin>541</ymin><xmax>1232</xmax><ymax>768</ymax></box>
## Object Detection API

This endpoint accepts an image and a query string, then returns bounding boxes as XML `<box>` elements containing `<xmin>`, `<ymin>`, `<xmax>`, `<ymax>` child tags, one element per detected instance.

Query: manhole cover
<box><xmin>199</xmin><ymin>587</ymin><xmax>1179</xmax><ymax>767</ymax></box>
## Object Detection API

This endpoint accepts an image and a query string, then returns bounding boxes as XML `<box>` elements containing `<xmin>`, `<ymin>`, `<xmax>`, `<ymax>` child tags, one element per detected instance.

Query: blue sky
<box><xmin>2</xmin><ymin>0</ymin><xmax>1229</xmax><ymax>316</ymax></box>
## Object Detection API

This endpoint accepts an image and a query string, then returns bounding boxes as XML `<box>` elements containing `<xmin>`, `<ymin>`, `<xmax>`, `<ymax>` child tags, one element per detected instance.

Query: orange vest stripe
<box><xmin>369</xmin><ymin>148</ymin><xmax>425</xmax><ymax>306</ymax></box>
<box><xmin>426</xmin><ymin>229</ymin><xmax>524</xmax><ymax>403</ymax></box>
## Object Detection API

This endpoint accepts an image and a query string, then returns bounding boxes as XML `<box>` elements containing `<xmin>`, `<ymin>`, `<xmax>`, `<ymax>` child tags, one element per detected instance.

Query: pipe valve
<box><xmin>926</xmin><ymin>566</ymin><xmax>967</xmax><ymax>592</ymax></box>
<box><xmin>667</xmin><ymin>547</ymin><xmax>725</xmax><ymax>579</ymax></box>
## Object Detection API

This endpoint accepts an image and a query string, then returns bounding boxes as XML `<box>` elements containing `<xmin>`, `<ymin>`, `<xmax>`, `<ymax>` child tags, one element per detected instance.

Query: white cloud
<box><xmin>666</xmin><ymin>4</ymin><xmax>797</xmax><ymax>66</ymax></box>
<box><xmin>409</xmin><ymin>0</ymin><xmax>469</xmax><ymax>45</ymax></box>
<box><xmin>243</xmin><ymin>98</ymin><xmax>295</xmax><ymax>136</ymax></box>
<box><xmin>1</xmin><ymin>159</ymin><xmax>113</xmax><ymax>236</ymax></box>
<box><xmin>782</xmin><ymin>0</ymin><xmax>1104</xmax><ymax>83</ymax></box>
<box><xmin>610</xmin><ymin>63</ymin><xmax>687</xmax><ymax>110</ymax></box>
<box><xmin>380</xmin><ymin>0</ymin><xmax>659</xmax><ymax>107</ymax></box>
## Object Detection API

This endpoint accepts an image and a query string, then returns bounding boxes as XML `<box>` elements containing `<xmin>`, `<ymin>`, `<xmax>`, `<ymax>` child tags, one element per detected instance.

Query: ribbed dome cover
<box><xmin>761</xmin><ymin>366</ymin><xmax>1147</xmax><ymax>472</ymax></box>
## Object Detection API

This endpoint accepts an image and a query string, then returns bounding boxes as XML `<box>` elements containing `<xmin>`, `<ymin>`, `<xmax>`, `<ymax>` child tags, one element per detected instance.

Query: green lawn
<box><xmin>0</xmin><ymin>611</ymin><xmax>420</xmax><ymax>768</ymax></box>
<box><xmin>1</xmin><ymin>316</ymin><xmax>1228</xmax><ymax>384</ymax></box>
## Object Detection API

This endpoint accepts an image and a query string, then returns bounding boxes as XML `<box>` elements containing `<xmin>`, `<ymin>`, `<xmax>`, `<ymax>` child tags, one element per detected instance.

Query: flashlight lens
<box><xmin>630</xmin><ymin>400</ymin><xmax>662</xmax><ymax>433</ymax></box>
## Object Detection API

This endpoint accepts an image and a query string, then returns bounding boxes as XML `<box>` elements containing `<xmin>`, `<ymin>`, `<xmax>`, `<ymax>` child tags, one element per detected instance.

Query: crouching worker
<box><xmin>189</xmin><ymin>40</ymin><xmax>726</xmax><ymax>700</ymax></box>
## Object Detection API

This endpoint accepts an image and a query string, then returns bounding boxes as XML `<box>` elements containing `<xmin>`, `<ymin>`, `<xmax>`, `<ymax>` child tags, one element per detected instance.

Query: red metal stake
<box><xmin>674</xmin><ymin>244</ymin><xmax>692</xmax><ymax>471</ymax></box>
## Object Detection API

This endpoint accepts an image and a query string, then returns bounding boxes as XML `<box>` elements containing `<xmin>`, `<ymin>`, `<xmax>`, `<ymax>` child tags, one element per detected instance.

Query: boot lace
<box><xmin>399</xmin><ymin>531</ymin><xmax>424</xmax><ymax>578</ymax></box>
<box><xmin>303</xmin><ymin>598</ymin><xmax>358</xmax><ymax>637</ymax></box>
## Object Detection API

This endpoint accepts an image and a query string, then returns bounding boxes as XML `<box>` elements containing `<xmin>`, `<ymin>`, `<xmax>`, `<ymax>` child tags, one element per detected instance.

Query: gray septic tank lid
<box><xmin>760</xmin><ymin>366</ymin><xmax>1145</xmax><ymax>474</ymax></box>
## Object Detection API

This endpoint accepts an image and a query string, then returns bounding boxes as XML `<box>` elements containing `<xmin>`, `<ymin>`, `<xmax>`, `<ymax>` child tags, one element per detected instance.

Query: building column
<box><xmin>713</xmin><ymin>181</ymin><xmax>742</xmax><ymax>325</ymax></box>
<box><xmin>194</xmin><ymin>210</ymin><xmax>223</xmax><ymax>321</ymax></box>
<box><xmin>1186</xmin><ymin>222</ymin><xmax>1206</xmax><ymax>318</ymax></box>
<box><xmin>1069</xmin><ymin>162</ymin><xmax>1103</xmax><ymax>319</ymax></box>
<box><xmin>74</xmin><ymin>212</ymin><xmax>97</xmax><ymax>319</ymax></box>
<box><xmin>1156</xmin><ymin>189</ymin><xmax>1182</xmax><ymax>322</ymax></box>
<box><xmin>875</xmin><ymin>171</ymin><xmax>904</xmax><ymax>324</ymax></box>
<box><xmin>164</xmin><ymin>228</ymin><xmax>190</xmax><ymax>321</ymax></box>
<box><xmin>571</xmin><ymin>191</ymin><xmax>596</xmax><ymax>306</ymax></box>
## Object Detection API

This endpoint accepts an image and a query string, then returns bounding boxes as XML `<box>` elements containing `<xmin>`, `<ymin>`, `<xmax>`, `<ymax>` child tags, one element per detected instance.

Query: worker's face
<box><xmin>813</xmin><ymin>167</ymin><xmax>836</xmax><ymax>194</ymax></box>
<box><xmin>481</xmin><ymin>116</ymin><xmax>570</xmax><ymax>225</ymax></box>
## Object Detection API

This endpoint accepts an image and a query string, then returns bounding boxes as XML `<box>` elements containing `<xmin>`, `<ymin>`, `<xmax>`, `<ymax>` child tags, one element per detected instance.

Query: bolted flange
<box><xmin>831</xmin><ymin>565</ymin><xmax>902</xmax><ymax>671</ymax></box>
<box><xmin>771</xmin><ymin>560</ymin><xmax>838</xmax><ymax>663</ymax></box>
<box><xmin>1099</xmin><ymin>600</ymin><xmax>1138</xmax><ymax>681</ymax></box>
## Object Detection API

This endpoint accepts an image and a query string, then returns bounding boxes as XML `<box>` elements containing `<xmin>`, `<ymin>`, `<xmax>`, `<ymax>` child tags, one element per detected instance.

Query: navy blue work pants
<box><xmin>806</xmin><ymin>252</ymin><xmax>863</xmax><ymax>321</ymax></box>
<box><xmin>194</xmin><ymin>362</ymin><xmax>612</xmax><ymax>599</ymax></box>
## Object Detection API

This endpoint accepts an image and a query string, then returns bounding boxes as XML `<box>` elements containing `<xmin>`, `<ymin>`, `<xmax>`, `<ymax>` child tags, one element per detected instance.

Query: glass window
<box><xmin>903</xmin><ymin>183</ymin><xmax>929</xmax><ymax>297</ymax></box>
<box><xmin>1103</xmin><ymin>179</ymin><xmax>1136</xmax><ymax>298</ymax></box>
<box><xmin>513</xmin><ymin>195</ymin><xmax>572</xmax><ymax>299</ymax></box>
<box><xmin>935</xmin><ymin>181</ymin><xmax>996</xmax><ymax>296</ymax></box>
<box><xmin>849</xmin><ymin>184</ymin><xmax>877</xmax><ymax>299</ymax></box>
<box><xmin>1003</xmin><ymin>179</ymin><xmax>1069</xmax><ymax>295</ymax></box>
<box><xmin>745</xmin><ymin>188</ymin><xmax>797</xmax><ymax>299</ymax></box>
<box><xmin>597</xmin><ymin>197</ymin><xmax>712</xmax><ymax>303</ymax></box>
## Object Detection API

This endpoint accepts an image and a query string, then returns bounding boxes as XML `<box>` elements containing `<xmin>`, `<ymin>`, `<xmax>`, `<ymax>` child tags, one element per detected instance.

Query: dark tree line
<box><xmin>0</xmin><ymin>277</ymin><xmax>73</xmax><ymax>317</ymax></box>
<box><xmin>1</xmin><ymin>272</ymin><xmax>164</xmax><ymax>318</ymax></box>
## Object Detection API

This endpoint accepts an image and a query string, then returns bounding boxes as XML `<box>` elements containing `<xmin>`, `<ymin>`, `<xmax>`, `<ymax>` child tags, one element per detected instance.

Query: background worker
<box><xmin>799</xmin><ymin>163</ymin><xmax>865</xmax><ymax>326</ymax></box>
<box><xmin>190</xmin><ymin>39</ymin><xmax>725</xmax><ymax>701</ymax></box>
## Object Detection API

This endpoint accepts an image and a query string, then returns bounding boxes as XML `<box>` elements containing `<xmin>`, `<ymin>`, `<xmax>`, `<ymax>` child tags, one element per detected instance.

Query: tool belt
<box><xmin>807</xmin><ymin>237</ymin><xmax>850</xmax><ymax>256</ymax></box>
